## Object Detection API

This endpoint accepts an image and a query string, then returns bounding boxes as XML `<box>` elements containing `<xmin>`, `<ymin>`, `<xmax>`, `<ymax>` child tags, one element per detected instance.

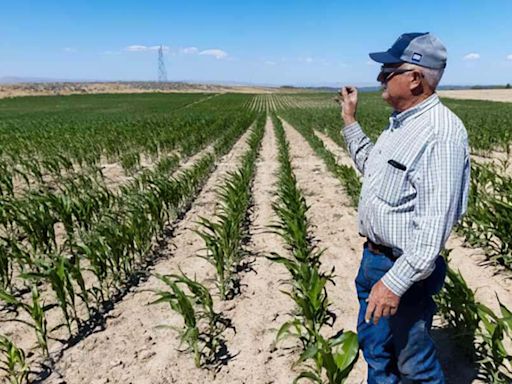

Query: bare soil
<box><xmin>471</xmin><ymin>147</ymin><xmax>512</xmax><ymax>177</ymax></box>
<box><xmin>438</xmin><ymin>89</ymin><xmax>512</xmax><ymax>103</ymax></box>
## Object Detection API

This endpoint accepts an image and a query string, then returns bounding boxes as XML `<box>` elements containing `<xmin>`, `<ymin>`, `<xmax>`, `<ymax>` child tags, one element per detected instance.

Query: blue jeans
<box><xmin>355</xmin><ymin>244</ymin><xmax>446</xmax><ymax>384</ymax></box>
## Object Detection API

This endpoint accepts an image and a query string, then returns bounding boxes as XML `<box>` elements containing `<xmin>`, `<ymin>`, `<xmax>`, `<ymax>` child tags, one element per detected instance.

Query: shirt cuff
<box><xmin>381</xmin><ymin>259</ymin><xmax>417</xmax><ymax>297</ymax></box>
<box><xmin>342</xmin><ymin>121</ymin><xmax>364</xmax><ymax>142</ymax></box>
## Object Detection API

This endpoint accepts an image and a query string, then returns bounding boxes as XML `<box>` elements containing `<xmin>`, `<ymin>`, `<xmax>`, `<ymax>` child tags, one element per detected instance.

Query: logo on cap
<box><xmin>412</xmin><ymin>52</ymin><xmax>422</xmax><ymax>62</ymax></box>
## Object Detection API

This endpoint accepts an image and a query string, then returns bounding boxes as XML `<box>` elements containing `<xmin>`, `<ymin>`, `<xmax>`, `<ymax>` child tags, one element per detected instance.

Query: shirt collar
<box><xmin>388</xmin><ymin>93</ymin><xmax>440</xmax><ymax>130</ymax></box>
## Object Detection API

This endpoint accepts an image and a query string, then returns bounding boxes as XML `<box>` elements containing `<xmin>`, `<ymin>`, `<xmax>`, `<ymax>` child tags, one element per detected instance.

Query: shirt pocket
<box><xmin>376</xmin><ymin>161</ymin><xmax>409</xmax><ymax>206</ymax></box>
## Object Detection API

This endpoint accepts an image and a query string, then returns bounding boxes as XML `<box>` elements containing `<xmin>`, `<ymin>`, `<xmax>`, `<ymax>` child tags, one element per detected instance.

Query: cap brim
<box><xmin>369</xmin><ymin>51</ymin><xmax>403</xmax><ymax>64</ymax></box>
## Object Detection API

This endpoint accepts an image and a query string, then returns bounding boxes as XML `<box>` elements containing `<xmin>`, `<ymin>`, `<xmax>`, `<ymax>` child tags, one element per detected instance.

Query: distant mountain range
<box><xmin>0</xmin><ymin>76</ymin><xmax>80</xmax><ymax>84</ymax></box>
<box><xmin>0</xmin><ymin>76</ymin><xmax>508</xmax><ymax>91</ymax></box>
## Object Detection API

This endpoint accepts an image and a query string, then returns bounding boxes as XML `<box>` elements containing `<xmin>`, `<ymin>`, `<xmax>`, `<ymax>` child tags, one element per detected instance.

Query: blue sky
<box><xmin>1</xmin><ymin>0</ymin><xmax>511</xmax><ymax>86</ymax></box>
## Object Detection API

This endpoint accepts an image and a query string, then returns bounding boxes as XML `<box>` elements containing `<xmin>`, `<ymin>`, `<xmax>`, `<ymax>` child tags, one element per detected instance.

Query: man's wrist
<box><xmin>343</xmin><ymin>115</ymin><xmax>357</xmax><ymax>126</ymax></box>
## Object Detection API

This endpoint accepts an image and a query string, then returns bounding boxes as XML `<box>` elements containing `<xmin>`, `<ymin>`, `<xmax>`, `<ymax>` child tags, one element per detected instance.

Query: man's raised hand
<box><xmin>338</xmin><ymin>86</ymin><xmax>358</xmax><ymax>126</ymax></box>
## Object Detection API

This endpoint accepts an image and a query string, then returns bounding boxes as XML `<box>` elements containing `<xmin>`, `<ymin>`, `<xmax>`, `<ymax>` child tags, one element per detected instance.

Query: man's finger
<box><xmin>341</xmin><ymin>87</ymin><xmax>348</xmax><ymax>99</ymax></box>
<box><xmin>373</xmin><ymin>305</ymin><xmax>384</xmax><ymax>325</ymax></box>
<box><xmin>365</xmin><ymin>300</ymin><xmax>376</xmax><ymax>323</ymax></box>
<box><xmin>390</xmin><ymin>305</ymin><xmax>398</xmax><ymax>316</ymax></box>
<box><xmin>382</xmin><ymin>306</ymin><xmax>391</xmax><ymax>318</ymax></box>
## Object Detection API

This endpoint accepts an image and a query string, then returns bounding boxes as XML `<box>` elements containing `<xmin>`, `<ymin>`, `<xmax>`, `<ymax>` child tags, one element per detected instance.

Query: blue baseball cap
<box><xmin>369</xmin><ymin>32</ymin><xmax>447</xmax><ymax>69</ymax></box>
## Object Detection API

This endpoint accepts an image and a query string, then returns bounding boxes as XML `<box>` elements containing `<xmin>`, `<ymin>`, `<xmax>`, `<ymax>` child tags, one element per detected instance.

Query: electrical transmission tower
<box><xmin>158</xmin><ymin>45</ymin><xmax>168</xmax><ymax>82</ymax></box>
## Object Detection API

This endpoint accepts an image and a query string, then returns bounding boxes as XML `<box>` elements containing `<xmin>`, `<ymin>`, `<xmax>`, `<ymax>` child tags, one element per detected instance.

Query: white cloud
<box><xmin>125</xmin><ymin>45</ymin><xmax>148</xmax><ymax>52</ymax></box>
<box><xmin>199</xmin><ymin>49</ymin><xmax>228</xmax><ymax>59</ymax></box>
<box><xmin>182</xmin><ymin>47</ymin><xmax>199</xmax><ymax>54</ymax></box>
<box><xmin>298</xmin><ymin>57</ymin><xmax>313</xmax><ymax>64</ymax></box>
<box><xmin>63</xmin><ymin>47</ymin><xmax>77</xmax><ymax>53</ymax></box>
<box><xmin>463</xmin><ymin>53</ymin><xmax>480</xmax><ymax>61</ymax></box>
<box><xmin>264</xmin><ymin>60</ymin><xmax>277</xmax><ymax>65</ymax></box>
<box><xmin>507</xmin><ymin>54</ymin><xmax>512</xmax><ymax>61</ymax></box>
<box><xmin>124</xmin><ymin>45</ymin><xmax>169</xmax><ymax>52</ymax></box>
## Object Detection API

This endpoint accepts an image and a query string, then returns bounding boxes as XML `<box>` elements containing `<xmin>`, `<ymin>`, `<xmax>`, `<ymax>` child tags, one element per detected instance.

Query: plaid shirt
<box><xmin>342</xmin><ymin>93</ymin><xmax>470</xmax><ymax>297</ymax></box>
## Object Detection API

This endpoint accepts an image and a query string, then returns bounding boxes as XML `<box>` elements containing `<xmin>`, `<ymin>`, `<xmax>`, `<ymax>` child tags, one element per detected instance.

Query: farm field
<box><xmin>0</xmin><ymin>91</ymin><xmax>511</xmax><ymax>384</ymax></box>
<box><xmin>438</xmin><ymin>89</ymin><xmax>512</xmax><ymax>103</ymax></box>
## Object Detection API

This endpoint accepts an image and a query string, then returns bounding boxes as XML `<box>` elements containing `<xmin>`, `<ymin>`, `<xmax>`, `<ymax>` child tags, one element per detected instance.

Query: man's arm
<box><xmin>338</xmin><ymin>87</ymin><xmax>374</xmax><ymax>174</ymax></box>
<box><xmin>342</xmin><ymin>122</ymin><xmax>374</xmax><ymax>175</ymax></box>
<box><xmin>381</xmin><ymin>138</ymin><xmax>469</xmax><ymax>296</ymax></box>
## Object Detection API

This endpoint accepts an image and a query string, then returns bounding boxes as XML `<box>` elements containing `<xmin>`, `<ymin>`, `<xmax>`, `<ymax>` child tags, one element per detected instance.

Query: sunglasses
<box><xmin>377</xmin><ymin>66</ymin><xmax>415</xmax><ymax>84</ymax></box>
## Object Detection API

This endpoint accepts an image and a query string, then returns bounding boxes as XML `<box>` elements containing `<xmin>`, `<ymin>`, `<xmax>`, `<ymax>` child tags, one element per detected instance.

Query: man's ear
<box><xmin>409</xmin><ymin>70</ymin><xmax>424</xmax><ymax>93</ymax></box>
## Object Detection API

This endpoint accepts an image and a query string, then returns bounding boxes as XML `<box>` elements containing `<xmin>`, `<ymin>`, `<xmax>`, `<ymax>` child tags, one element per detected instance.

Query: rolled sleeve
<box><xmin>381</xmin><ymin>139</ymin><xmax>469</xmax><ymax>297</ymax></box>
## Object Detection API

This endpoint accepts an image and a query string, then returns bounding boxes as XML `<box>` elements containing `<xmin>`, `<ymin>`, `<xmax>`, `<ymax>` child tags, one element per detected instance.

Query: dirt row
<box><xmin>471</xmin><ymin>147</ymin><xmax>512</xmax><ymax>177</ymax></box>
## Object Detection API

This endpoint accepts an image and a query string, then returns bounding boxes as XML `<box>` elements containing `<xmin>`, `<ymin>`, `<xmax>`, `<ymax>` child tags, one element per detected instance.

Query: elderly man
<box><xmin>339</xmin><ymin>32</ymin><xmax>470</xmax><ymax>383</ymax></box>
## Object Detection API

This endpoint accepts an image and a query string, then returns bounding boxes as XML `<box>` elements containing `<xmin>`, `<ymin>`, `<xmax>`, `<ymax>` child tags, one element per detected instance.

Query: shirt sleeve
<box><xmin>381</xmin><ymin>138</ymin><xmax>469</xmax><ymax>297</ymax></box>
<box><xmin>341</xmin><ymin>122</ymin><xmax>374</xmax><ymax>175</ymax></box>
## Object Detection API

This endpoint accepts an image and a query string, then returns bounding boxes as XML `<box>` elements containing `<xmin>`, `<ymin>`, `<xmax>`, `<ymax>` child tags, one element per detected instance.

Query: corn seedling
<box><xmin>0</xmin><ymin>286</ymin><xmax>52</xmax><ymax>357</ymax></box>
<box><xmin>0</xmin><ymin>335</ymin><xmax>29</xmax><ymax>384</ymax></box>
<box><xmin>22</xmin><ymin>254</ymin><xmax>85</xmax><ymax>334</ymax></box>
<box><xmin>196</xmin><ymin>115</ymin><xmax>264</xmax><ymax>299</ymax></box>
<box><xmin>151</xmin><ymin>272</ymin><xmax>227</xmax><ymax>368</ymax></box>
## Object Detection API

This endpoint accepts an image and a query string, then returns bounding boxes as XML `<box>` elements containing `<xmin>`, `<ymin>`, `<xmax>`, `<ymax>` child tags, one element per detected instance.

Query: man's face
<box><xmin>378</xmin><ymin>64</ymin><xmax>416</xmax><ymax>108</ymax></box>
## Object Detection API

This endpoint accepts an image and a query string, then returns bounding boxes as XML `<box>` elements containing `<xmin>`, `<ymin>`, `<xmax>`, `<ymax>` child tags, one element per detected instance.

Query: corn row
<box><xmin>435</xmin><ymin>250</ymin><xmax>512</xmax><ymax>383</ymax></box>
<box><xmin>458</xmin><ymin>161</ymin><xmax>512</xmax><ymax>270</ymax></box>
<box><xmin>196</xmin><ymin>113</ymin><xmax>265</xmax><ymax>299</ymax></box>
<box><xmin>0</xmin><ymin>94</ymin><xmax>255</xmax><ymax>179</ymax></box>
<box><xmin>269</xmin><ymin>113</ymin><xmax>358</xmax><ymax>384</ymax></box>
<box><xmin>276</xmin><ymin>114</ymin><xmax>361</xmax><ymax>207</ymax></box>
<box><xmin>151</xmin><ymin>114</ymin><xmax>265</xmax><ymax>368</ymax></box>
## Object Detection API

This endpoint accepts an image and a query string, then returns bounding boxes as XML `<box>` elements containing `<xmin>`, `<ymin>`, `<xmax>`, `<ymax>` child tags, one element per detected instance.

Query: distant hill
<box><xmin>0</xmin><ymin>76</ymin><xmax>78</xmax><ymax>84</ymax></box>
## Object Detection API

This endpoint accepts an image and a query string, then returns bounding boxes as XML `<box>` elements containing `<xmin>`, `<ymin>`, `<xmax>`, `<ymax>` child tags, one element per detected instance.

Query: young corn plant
<box><xmin>0</xmin><ymin>240</ymin><xmax>13</xmax><ymax>291</ymax></box>
<box><xmin>269</xmin><ymin>114</ymin><xmax>359</xmax><ymax>383</ymax></box>
<box><xmin>0</xmin><ymin>335</ymin><xmax>30</xmax><ymax>384</ymax></box>
<box><xmin>151</xmin><ymin>272</ymin><xmax>227</xmax><ymax>368</ymax></box>
<box><xmin>21</xmin><ymin>254</ymin><xmax>87</xmax><ymax>335</ymax></box>
<box><xmin>0</xmin><ymin>286</ymin><xmax>52</xmax><ymax>357</ymax></box>
<box><xmin>196</xmin><ymin>115</ymin><xmax>265</xmax><ymax>300</ymax></box>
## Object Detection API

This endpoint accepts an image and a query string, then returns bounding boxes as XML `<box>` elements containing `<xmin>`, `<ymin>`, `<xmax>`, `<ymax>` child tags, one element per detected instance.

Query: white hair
<box><xmin>402</xmin><ymin>63</ymin><xmax>444</xmax><ymax>90</ymax></box>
